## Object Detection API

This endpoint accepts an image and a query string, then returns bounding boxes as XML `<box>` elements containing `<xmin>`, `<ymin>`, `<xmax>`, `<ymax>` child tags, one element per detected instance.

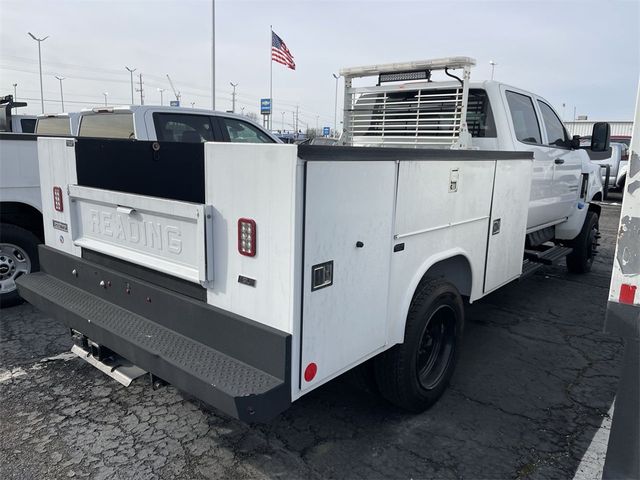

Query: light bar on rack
<box><xmin>340</xmin><ymin>56</ymin><xmax>476</xmax><ymax>79</ymax></box>
<box><xmin>379</xmin><ymin>70</ymin><xmax>431</xmax><ymax>83</ymax></box>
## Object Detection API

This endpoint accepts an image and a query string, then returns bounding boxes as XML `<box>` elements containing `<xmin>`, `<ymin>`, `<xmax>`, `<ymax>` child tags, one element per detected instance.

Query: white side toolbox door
<box><xmin>301</xmin><ymin>161</ymin><xmax>396</xmax><ymax>390</ymax></box>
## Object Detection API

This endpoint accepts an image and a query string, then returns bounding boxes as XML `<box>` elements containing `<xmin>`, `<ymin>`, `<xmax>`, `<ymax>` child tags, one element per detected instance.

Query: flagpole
<box><xmin>269</xmin><ymin>25</ymin><xmax>273</xmax><ymax>131</ymax></box>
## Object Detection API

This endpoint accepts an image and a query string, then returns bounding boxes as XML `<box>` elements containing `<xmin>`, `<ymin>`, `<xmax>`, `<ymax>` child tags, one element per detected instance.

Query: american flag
<box><xmin>272</xmin><ymin>31</ymin><xmax>296</xmax><ymax>70</ymax></box>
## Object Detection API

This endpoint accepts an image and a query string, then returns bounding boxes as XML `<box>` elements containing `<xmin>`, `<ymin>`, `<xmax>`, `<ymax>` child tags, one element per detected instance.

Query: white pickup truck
<box><xmin>17</xmin><ymin>58</ymin><xmax>609</xmax><ymax>422</ymax></box>
<box><xmin>1</xmin><ymin>104</ymin><xmax>278</xmax><ymax>306</ymax></box>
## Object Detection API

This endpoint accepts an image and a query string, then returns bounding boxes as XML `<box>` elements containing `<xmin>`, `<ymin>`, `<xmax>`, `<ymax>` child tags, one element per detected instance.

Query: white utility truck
<box><xmin>17</xmin><ymin>58</ymin><xmax>609</xmax><ymax>422</ymax></box>
<box><xmin>1</xmin><ymin>103</ymin><xmax>277</xmax><ymax>306</ymax></box>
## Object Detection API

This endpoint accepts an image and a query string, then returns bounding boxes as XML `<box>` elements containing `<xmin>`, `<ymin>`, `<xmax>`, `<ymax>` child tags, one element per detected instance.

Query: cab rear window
<box><xmin>36</xmin><ymin>117</ymin><xmax>70</xmax><ymax>135</ymax></box>
<box><xmin>20</xmin><ymin>118</ymin><xmax>36</xmax><ymax>133</ymax></box>
<box><xmin>79</xmin><ymin>113</ymin><xmax>135</xmax><ymax>139</ymax></box>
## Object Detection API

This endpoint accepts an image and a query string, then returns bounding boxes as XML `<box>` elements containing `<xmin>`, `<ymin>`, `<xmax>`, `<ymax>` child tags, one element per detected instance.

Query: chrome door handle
<box><xmin>554</xmin><ymin>158</ymin><xmax>565</xmax><ymax>165</ymax></box>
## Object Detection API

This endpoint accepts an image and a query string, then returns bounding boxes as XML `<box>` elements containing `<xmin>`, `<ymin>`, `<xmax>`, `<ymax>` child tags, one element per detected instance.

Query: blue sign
<box><xmin>322</xmin><ymin>126</ymin><xmax>330</xmax><ymax>136</ymax></box>
<box><xmin>170</xmin><ymin>100</ymin><xmax>180</xmax><ymax>107</ymax></box>
<box><xmin>260</xmin><ymin>98</ymin><xmax>271</xmax><ymax>115</ymax></box>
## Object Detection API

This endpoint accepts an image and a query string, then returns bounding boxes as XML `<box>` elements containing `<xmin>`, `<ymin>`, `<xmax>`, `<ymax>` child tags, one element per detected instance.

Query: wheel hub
<box><xmin>0</xmin><ymin>243</ymin><xmax>31</xmax><ymax>294</ymax></box>
<box><xmin>416</xmin><ymin>304</ymin><xmax>456</xmax><ymax>391</ymax></box>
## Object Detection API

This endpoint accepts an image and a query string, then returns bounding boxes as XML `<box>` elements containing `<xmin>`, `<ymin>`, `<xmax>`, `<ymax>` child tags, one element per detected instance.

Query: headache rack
<box><xmin>340</xmin><ymin>57</ymin><xmax>476</xmax><ymax>149</ymax></box>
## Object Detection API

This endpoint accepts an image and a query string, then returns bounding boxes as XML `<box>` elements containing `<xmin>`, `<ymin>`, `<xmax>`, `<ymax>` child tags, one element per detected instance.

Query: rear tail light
<box><xmin>238</xmin><ymin>218</ymin><xmax>256</xmax><ymax>257</ymax></box>
<box><xmin>53</xmin><ymin>186</ymin><xmax>63</xmax><ymax>212</ymax></box>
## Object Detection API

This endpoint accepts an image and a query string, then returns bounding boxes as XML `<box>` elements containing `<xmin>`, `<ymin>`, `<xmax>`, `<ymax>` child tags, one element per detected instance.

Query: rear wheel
<box><xmin>566</xmin><ymin>211</ymin><xmax>599</xmax><ymax>274</ymax></box>
<box><xmin>0</xmin><ymin>224</ymin><xmax>40</xmax><ymax>308</ymax></box>
<box><xmin>374</xmin><ymin>278</ymin><xmax>464</xmax><ymax>412</ymax></box>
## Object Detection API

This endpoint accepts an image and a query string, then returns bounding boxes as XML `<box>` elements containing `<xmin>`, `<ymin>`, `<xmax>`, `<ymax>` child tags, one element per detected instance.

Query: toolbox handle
<box><xmin>116</xmin><ymin>205</ymin><xmax>136</xmax><ymax>215</ymax></box>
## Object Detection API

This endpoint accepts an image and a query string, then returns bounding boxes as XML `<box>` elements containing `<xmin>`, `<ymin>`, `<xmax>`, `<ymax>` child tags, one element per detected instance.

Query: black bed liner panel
<box><xmin>16</xmin><ymin>246</ymin><xmax>291</xmax><ymax>422</ymax></box>
<box><xmin>74</xmin><ymin>138</ymin><xmax>205</xmax><ymax>203</ymax></box>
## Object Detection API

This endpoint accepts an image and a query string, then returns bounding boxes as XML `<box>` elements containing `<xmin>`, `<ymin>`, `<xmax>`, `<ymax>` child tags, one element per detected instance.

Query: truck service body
<box><xmin>0</xmin><ymin>103</ymin><xmax>277</xmax><ymax>306</ymax></box>
<box><xmin>17</xmin><ymin>58</ymin><xmax>610</xmax><ymax>421</ymax></box>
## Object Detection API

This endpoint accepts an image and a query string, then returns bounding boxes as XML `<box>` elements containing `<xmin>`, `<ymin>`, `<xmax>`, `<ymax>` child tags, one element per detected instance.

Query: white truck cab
<box><xmin>75</xmin><ymin>105</ymin><xmax>280</xmax><ymax>144</ymax></box>
<box><xmin>341</xmin><ymin>57</ymin><xmax>607</xmax><ymax>272</ymax></box>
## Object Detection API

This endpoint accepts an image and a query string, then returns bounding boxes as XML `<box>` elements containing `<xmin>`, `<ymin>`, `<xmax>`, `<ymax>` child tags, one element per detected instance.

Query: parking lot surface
<box><xmin>0</xmin><ymin>200</ymin><xmax>625</xmax><ymax>480</ymax></box>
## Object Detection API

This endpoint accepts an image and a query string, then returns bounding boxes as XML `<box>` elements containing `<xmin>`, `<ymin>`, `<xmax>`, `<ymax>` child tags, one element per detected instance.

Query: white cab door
<box><xmin>503</xmin><ymin>88</ymin><xmax>563</xmax><ymax>229</ymax></box>
<box><xmin>535</xmin><ymin>99</ymin><xmax>582</xmax><ymax>218</ymax></box>
<box><xmin>300</xmin><ymin>160</ymin><xmax>396</xmax><ymax>391</ymax></box>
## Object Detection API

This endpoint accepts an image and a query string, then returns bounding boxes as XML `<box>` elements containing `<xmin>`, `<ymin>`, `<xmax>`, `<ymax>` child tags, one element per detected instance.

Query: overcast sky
<box><xmin>1</xmin><ymin>0</ymin><xmax>638</xmax><ymax>129</ymax></box>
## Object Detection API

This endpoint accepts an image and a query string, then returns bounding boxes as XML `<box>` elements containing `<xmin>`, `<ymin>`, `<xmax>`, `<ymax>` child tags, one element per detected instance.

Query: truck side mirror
<box><xmin>570</xmin><ymin>135</ymin><xmax>581</xmax><ymax>149</ymax></box>
<box><xmin>590</xmin><ymin>122</ymin><xmax>610</xmax><ymax>152</ymax></box>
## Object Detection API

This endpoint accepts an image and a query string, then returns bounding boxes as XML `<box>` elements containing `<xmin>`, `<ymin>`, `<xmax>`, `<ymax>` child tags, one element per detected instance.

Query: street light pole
<box><xmin>281</xmin><ymin>111</ymin><xmax>285</xmax><ymax>131</ymax></box>
<box><xmin>316</xmin><ymin>115</ymin><xmax>319</xmax><ymax>133</ymax></box>
<box><xmin>55</xmin><ymin>76</ymin><xmax>65</xmax><ymax>111</ymax></box>
<box><xmin>103</xmin><ymin>92</ymin><xmax>108</xmax><ymax>106</ymax></box>
<box><xmin>489</xmin><ymin>60</ymin><xmax>497</xmax><ymax>80</ymax></box>
<box><xmin>332</xmin><ymin>73</ymin><xmax>339</xmax><ymax>136</ymax></box>
<box><xmin>230</xmin><ymin>82</ymin><xmax>238</xmax><ymax>113</ymax></box>
<box><xmin>28</xmin><ymin>32</ymin><xmax>49</xmax><ymax>113</ymax></box>
<box><xmin>125</xmin><ymin>66</ymin><xmax>136</xmax><ymax>104</ymax></box>
<box><xmin>157</xmin><ymin>88</ymin><xmax>165</xmax><ymax>106</ymax></box>
<box><xmin>211</xmin><ymin>0</ymin><xmax>216</xmax><ymax>110</ymax></box>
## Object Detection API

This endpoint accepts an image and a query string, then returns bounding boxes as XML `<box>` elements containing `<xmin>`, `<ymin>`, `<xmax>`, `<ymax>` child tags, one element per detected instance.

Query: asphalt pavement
<box><xmin>0</xmin><ymin>199</ymin><xmax>625</xmax><ymax>480</ymax></box>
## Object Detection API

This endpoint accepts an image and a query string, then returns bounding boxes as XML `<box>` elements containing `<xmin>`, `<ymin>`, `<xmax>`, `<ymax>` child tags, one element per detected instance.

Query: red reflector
<box><xmin>237</xmin><ymin>218</ymin><xmax>256</xmax><ymax>257</ymax></box>
<box><xmin>304</xmin><ymin>363</ymin><xmax>317</xmax><ymax>382</ymax></box>
<box><xmin>53</xmin><ymin>186</ymin><xmax>63</xmax><ymax>212</ymax></box>
<box><xmin>619</xmin><ymin>284</ymin><xmax>637</xmax><ymax>305</ymax></box>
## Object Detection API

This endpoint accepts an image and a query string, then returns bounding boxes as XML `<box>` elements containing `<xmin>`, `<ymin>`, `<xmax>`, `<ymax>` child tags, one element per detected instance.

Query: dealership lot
<box><xmin>0</xmin><ymin>199</ymin><xmax>625</xmax><ymax>479</ymax></box>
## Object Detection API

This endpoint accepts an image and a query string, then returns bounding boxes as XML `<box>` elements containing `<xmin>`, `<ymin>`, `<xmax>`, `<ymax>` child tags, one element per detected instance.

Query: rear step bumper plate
<box><xmin>17</xmin><ymin>246</ymin><xmax>291</xmax><ymax>423</ymax></box>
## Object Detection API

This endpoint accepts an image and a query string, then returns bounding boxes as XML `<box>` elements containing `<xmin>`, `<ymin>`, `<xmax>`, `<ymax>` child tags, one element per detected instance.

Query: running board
<box><xmin>520</xmin><ymin>245</ymin><xmax>573</xmax><ymax>280</ymax></box>
<box><xmin>70</xmin><ymin>344</ymin><xmax>147</xmax><ymax>387</ymax></box>
<box><xmin>524</xmin><ymin>246</ymin><xmax>573</xmax><ymax>265</ymax></box>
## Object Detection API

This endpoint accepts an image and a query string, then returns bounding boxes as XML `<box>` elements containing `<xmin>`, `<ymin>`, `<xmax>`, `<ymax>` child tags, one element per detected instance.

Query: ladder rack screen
<box><xmin>346</xmin><ymin>87</ymin><xmax>495</xmax><ymax>148</ymax></box>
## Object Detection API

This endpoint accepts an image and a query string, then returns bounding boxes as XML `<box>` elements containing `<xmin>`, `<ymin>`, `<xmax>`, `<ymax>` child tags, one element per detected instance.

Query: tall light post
<box><xmin>157</xmin><ymin>88</ymin><xmax>165</xmax><ymax>106</ymax></box>
<box><xmin>489</xmin><ymin>60</ymin><xmax>497</xmax><ymax>80</ymax></box>
<box><xmin>54</xmin><ymin>75</ymin><xmax>65</xmax><ymax>111</ymax></box>
<box><xmin>125</xmin><ymin>66</ymin><xmax>136</xmax><ymax>104</ymax></box>
<box><xmin>332</xmin><ymin>73</ymin><xmax>339</xmax><ymax>136</ymax></box>
<box><xmin>211</xmin><ymin>0</ymin><xmax>216</xmax><ymax>110</ymax></box>
<box><xmin>316</xmin><ymin>115</ymin><xmax>319</xmax><ymax>133</ymax></box>
<box><xmin>102</xmin><ymin>92</ymin><xmax>108</xmax><ymax>106</ymax></box>
<box><xmin>230</xmin><ymin>82</ymin><xmax>238</xmax><ymax>113</ymax></box>
<box><xmin>28</xmin><ymin>32</ymin><xmax>49</xmax><ymax>113</ymax></box>
<box><xmin>281</xmin><ymin>111</ymin><xmax>285</xmax><ymax>131</ymax></box>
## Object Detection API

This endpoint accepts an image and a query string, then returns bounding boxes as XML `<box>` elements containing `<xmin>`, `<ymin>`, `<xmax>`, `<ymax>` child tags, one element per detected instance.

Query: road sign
<box><xmin>170</xmin><ymin>100</ymin><xmax>180</xmax><ymax>107</ymax></box>
<box><xmin>260</xmin><ymin>98</ymin><xmax>271</xmax><ymax>115</ymax></box>
<box><xmin>323</xmin><ymin>127</ymin><xmax>330</xmax><ymax>136</ymax></box>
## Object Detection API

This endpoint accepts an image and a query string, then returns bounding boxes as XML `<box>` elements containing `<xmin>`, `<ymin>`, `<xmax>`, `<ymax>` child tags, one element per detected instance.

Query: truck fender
<box><xmin>389</xmin><ymin>248</ymin><xmax>474</xmax><ymax>345</ymax></box>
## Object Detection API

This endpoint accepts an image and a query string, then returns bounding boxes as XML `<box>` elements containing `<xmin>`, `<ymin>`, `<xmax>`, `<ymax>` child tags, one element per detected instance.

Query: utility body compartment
<box><xmin>18</xmin><ymin>137</ymin><xmax>533</xmax><ymax>421</ymax></box>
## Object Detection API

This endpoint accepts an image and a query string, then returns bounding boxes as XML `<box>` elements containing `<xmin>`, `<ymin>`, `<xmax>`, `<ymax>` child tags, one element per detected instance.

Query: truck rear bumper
<box><xmin>17</xmin><ymin>246</ymin><xmax>291</xmax><ymax>423</ymax></box>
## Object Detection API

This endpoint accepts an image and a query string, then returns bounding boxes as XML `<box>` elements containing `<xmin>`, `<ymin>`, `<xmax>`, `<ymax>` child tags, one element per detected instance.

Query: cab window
<box><xmin>20</xmin><ymin>118</ymin><xmax>36</xmax><ymax>133</ymax></box>
<box><xmin>505</xmin><ymin>90</ymin><xmax>541</xmax><ymax>144</ymax></box>
<box><xmin>537</xmin><ymin>101</ymin><xmax>569</xmax><ymax>148</ymax></box>
<box><xmin>36</xmin><ymin>117</ymin><xmax>70</xmax><ymax>135</ymax></box>
<box><xmin>220</xmin><ymin>118</ymin><xmax>274</xmax><ymax>143</ymax></box>
<box><xmin>153</xmin><ymin>113</ymin><xmax>215</xmax><ymax>143</ymax></box>
<box><xmin>79</xmin><ymin>113</ymin><xmax>135</xmax><ymax>139</ymax></box>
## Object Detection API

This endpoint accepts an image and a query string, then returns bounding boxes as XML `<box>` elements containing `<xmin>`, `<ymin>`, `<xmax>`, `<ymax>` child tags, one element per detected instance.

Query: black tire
<box><xmin>0</xmin><ymin>224</ymin><xmax>40</xmax><ymax>308</ymax></box>
<box><xmin>374</xmin><ymin>278</ymin><xmax>464</xmax><ymax>412</ymax></box>
<box><xmin>566</xmin><ymin>211</ymin><xmax>599</xmax><ymax>274</ymax></box>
